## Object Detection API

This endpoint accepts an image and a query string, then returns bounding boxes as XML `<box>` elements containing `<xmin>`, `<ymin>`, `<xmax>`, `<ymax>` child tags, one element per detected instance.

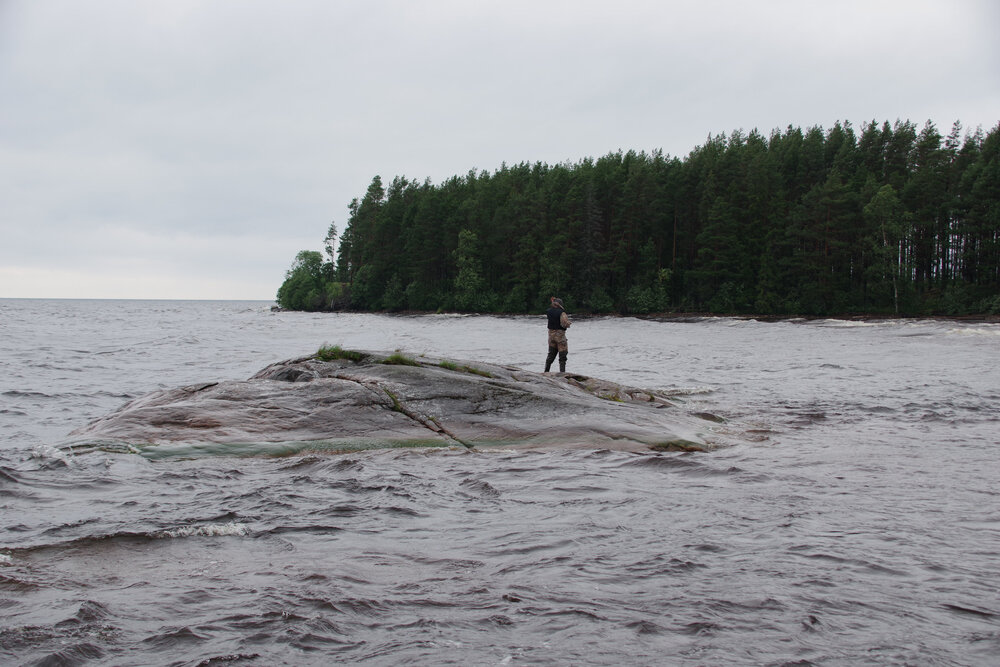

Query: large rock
<box><xmin>70</xmin><ymin>351</ymin><xmax>715</xmax><ymax>453</ymax></box>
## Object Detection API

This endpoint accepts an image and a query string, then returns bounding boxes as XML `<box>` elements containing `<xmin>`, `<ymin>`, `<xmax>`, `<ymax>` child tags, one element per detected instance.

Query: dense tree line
<box><xmin>278</xmin><ymin>119</ymin><xmax>1000</xmax><ymax>316</ymax></box>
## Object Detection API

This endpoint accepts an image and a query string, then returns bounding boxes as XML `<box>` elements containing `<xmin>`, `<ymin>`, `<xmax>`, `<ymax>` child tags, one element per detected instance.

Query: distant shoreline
<box><xmin>269</xmin><ymin>305</ymin><xmax>1000</xmax><ymax>324</ymax></box>
<box><xmin>3</xmin><ymin>298</ymin><xmax>996</xmax><ymax>322</ymax></box>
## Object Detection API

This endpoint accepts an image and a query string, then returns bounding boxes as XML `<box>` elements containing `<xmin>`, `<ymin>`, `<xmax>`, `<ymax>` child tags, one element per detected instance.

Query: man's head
<box><xmin>550</xmin><ymin>297</ymin><xmax>564</xmax><ymax>309</ymax></box>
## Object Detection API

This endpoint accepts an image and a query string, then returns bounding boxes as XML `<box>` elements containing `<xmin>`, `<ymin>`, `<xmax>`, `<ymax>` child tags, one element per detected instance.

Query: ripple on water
<box><xmin>2</xmin><ymin>304</ymin><xmax>999</xmax><ymax>665</ymax></box>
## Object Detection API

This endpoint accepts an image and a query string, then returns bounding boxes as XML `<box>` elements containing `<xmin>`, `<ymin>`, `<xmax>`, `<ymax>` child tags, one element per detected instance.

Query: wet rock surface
<box><xmin>71</xmin><ymin>352</ymin><xmax>712</xmax><ymax>452</ymax></box>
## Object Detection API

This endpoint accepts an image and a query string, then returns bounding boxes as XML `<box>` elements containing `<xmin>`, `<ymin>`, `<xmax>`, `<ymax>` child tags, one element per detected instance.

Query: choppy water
<box><xmin>1</xmin><ymin>299</ymin><xmax>999</xmax><ymax>666</ymax></box>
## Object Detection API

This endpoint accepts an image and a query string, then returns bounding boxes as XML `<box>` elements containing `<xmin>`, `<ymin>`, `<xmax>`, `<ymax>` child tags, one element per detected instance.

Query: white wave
<box><xmin>158</xmin><ymin>521</ymin><xmax>251</xmax><ymax>539</ymax></box>
<box><xmin>946</xmin><ymin>327</ymin><xmax>1000</xmax><ymax>337</ymax></box>
<box><xmin>658</xmin><ymin>386</ymin><xmax>717</xmax><ymax>396</ymax></box>
<box><xmin>0</xmin><ymin>553</ymin><xmax>12</xmax><ymax>566</ymax></box>
<box><xmin>814</xmin><ymin>319</ymin><xmax>883</xmax><ymax>328</ymax></box>
<box><xmin>30</xmin><ymin>445</ymin><xmax>74</xmax><ymax>466</ymax></box>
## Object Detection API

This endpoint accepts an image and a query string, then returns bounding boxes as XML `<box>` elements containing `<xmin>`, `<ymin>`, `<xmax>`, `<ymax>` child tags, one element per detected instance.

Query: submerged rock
<box><xmin>70</xmin><ymin>351</ymin><xmax>712</xmax><ymax>453</ymax></box>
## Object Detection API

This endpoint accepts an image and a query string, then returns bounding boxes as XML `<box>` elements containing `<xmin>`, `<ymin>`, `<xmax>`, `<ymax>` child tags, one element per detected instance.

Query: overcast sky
<box><xmin>2</xmin><ymin>0</ymin><xmax>997</xmax><ymax>300</ymax></box>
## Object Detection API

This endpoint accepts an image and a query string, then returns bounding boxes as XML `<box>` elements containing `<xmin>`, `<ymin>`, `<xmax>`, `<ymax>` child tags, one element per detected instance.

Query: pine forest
<box><xmin>277</xmin><ymin>119</ymin><xmax>1000</xmax><ymax>317</ymax></box>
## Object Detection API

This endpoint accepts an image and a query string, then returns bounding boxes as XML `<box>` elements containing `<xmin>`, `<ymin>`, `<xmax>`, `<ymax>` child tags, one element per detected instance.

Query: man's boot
<box><xmin>558</xmin><ymin>351</ymin><xmax>567</xmax><ymax>373</ymax></box>
<box><xmin>544</xmin><ymin>348</ymin><xmax>557</xmax><ymax>372</ymax></box>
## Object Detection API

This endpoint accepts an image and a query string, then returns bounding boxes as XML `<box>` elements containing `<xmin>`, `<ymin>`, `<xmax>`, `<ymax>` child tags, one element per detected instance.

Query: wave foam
<box><xmin>814</xmin><ymin>319</ymin><xmax>883</xmax><ymax>328</ymax></box>
<box><xmin>30</xmin><ymin>445</ymin><xmax>74</xmax><ymax>466</ymax></box>
<box><xmin>158</xmin><ymin>522</ymin><xmax>251</xmax><ymax>539</ymax></box>
<box><xmin>946</xmin><ymin>327</ymin><xmax>1000</xmax><ymax>337</ymax></box>
<box><xmin>660</xmin><ymin>386</ymin><xmax>717</xmax><ymax>396</ymax></box>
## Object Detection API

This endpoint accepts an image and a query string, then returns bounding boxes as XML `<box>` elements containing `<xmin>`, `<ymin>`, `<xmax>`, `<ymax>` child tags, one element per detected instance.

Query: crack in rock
<box><xmin>334</xmin><ymin>372</ymin><xmax>472</xmax><ymax>449</ymax></box>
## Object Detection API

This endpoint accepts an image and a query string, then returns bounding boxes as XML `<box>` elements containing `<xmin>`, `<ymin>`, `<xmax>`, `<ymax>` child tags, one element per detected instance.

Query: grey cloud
<box><xmin>2</xmin><ymin>0</ymin><xmax>997</xmax><ymax>298</ymax></box>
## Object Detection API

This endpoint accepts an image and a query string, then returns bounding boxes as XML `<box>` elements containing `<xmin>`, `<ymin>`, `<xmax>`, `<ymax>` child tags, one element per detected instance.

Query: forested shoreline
<box><xmin>278</xmin><ymin>119</ymin><xmax>1000</xmax><ymax>316</ymax></box>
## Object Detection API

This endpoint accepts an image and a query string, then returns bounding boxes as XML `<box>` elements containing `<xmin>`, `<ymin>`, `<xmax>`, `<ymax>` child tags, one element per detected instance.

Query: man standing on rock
<box><xmin>544</xmin><ymin>297</ymin><xmax>571</xmax><ymax>373</ymax></box>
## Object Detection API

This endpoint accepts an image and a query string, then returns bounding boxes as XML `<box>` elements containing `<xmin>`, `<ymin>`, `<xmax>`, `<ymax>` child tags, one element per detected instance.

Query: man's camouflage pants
<box><xmin>545</xmin><ymin>330</ymin><xmax>568</xmax><ymax>372</ymax></box>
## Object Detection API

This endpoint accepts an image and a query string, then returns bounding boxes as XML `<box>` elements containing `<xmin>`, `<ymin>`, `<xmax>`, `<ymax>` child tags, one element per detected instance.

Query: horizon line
<box><xmin>0</xmin><ymin>296</ymin><xmax>277</xmax><ymax>302</ymax></box>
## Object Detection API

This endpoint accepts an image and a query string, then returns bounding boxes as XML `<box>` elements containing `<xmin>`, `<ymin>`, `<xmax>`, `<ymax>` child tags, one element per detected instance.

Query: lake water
<box><xmin>1</xmin><ymin>299</ymin><xmax>998</xmax><ymax>666</ymax></box>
